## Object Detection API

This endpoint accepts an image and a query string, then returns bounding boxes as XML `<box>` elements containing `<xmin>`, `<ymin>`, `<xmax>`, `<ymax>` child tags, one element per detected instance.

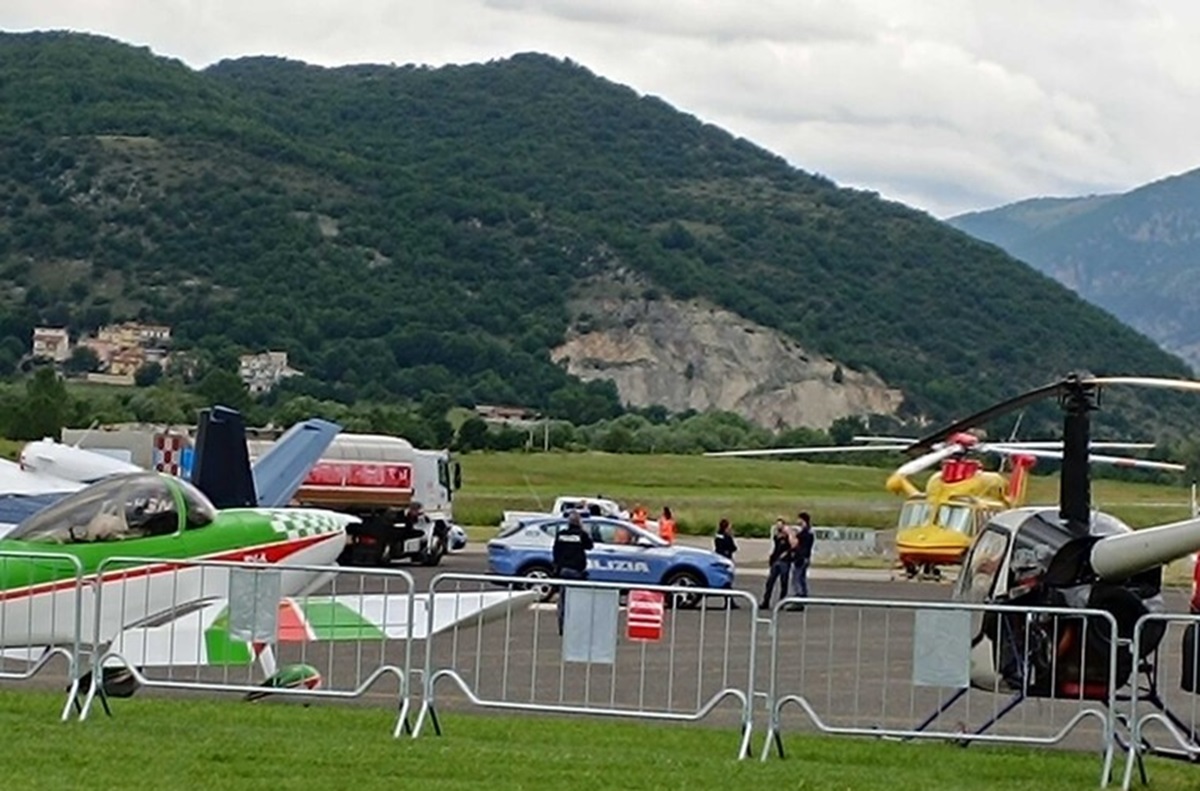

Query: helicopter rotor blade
<box><xmin>893</xmin><ymin>444</ymin><xmax>966</xmax><ymax>478</ymax></box>
<box><xmin>703</xmin><ymin>445</ymin><xmax>909</xmax><ymax>458</ymax></box>
<box><xmin>908</xmin><ymin>374</ymin><xmax>1200</xmax><ymax>455</ymax></box>
<box><xmin>907</xmin><ymin>380</ymin><xmax>1072</xmax><ymax>454</ymax></box>
<box><xmin>984</xmin><ymin>441</ymin><xmax>1157</xmax><ymax>450</ymax></box>
<box><xmin>851</xmin><ymin>436</ymin><xmax>919</xmax><ymax>444</ymax></box>
<box><xmin>978</xmin><ymin>444</ymin><xmax>1186</xmax><ymax>472</ymax></box>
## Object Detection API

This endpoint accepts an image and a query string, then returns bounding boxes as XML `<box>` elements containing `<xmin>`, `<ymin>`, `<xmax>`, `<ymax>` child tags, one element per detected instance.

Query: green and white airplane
<box><xmin>0</xmin><ymin>476</ymin><xmax>356</xmax><ymax>650</ymax></box>
<box><xmin>0</xmin><ymin>408</ymin><xmax>534</xmax><ymax>681</ymax></box>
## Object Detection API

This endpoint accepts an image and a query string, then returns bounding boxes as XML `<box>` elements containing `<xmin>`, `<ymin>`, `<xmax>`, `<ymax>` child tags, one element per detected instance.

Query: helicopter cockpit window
<box><xmin>898</xmin><ymin>501</ymin><xmax>930</xmax><ymax>529</ymax></box>
<box><xmin>956</xmin><ymin>528</ymin><xmax>1009</xmax><ymax>603</ymax></box>
<box><xmin>7</xmin><ymin>473</ymin><xmax>184</xmax><ymax>544</ymax></box>
<box><xmin>936</xmin><ymin>504</ymin><xmax>973</xmax><ymax>535</ymax></box>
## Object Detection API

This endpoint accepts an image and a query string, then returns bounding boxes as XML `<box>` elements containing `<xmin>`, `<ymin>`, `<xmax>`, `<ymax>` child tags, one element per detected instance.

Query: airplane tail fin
<box><xmin>252</xmin><ymin>418</ymin><xmax>340</xmax><ymax>508</ymax></box>
<box><xmin>191</xmin><ymin>406</ymin><xmax>257</xmax><ymax>509</ymax></box>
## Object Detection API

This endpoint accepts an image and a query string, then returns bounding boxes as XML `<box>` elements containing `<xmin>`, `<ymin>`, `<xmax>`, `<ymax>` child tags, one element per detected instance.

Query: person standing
<box><xmin>553</xmin><ymin>510</ymin><xmax>594</xmax><ymax>636</ymax></box>
<box><xmin>714</xmin><ymin>518</ymin><xmax>740</xmax><ymax>609</ymax></box>
<box><xmin>658</xmin><ymin>506</ymin><xmax>677</xmax><ymax>544</ymax></box>
<box><xmin>787</xmin><ymin>511</ymin><xmax>815</xmax><ymax>611</ymax></box>
<box><xmin>714</xmin><ymin>518</ymin><xmax>737</xmax><ymax>560</ymax></box>
<box><xmin>759</xmin><ymin>518</ymin><xmax>793</xmax><ymax>609</ymax></box>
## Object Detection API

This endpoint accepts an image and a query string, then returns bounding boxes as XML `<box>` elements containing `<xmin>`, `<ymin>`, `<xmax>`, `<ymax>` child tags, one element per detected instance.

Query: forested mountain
<box><xmin>0</xmin><ymin>30</ymin><xmax>1196</xmax><ymax>438</ymax></box>
<box><xmin>949</xmin><ymin>169</ymin><xmax>1200</xmax><ymax>372</ymax></box>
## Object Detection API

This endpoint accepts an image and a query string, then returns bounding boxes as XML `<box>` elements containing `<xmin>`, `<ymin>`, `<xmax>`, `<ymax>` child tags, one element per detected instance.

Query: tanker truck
<box><xmin>247</xmin><ymin>433</ymin><xmax>464</xmax><ymax>566</ymax></box>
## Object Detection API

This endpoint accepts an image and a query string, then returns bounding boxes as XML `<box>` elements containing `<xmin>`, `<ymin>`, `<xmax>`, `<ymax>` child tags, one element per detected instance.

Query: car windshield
<box><xmin>7</xmin><ymin>473</ymin><xmax>208</xmax><ymax>543</ymax></box>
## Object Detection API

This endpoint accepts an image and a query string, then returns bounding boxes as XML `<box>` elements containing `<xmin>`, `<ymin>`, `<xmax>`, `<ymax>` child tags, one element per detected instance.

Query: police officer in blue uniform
<box><xmin>553</xmin><ymin>510</ymin><xmax>594</xmax><ymax>635</ymax></box>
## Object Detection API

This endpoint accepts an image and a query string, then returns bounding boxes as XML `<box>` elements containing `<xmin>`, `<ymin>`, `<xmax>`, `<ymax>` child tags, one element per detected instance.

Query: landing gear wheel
<box><xmin>420</xmin><ymin>535</ymin><xmax>445</xmax><ymax>567</ymax></box>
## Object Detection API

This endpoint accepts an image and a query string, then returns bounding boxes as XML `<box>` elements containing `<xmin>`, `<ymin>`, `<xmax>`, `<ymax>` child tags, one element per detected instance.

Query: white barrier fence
<box><xmin>1121</xmin><ymin>613</ymin><xmax>1200</xmax><ymax>789</ymax></box>
<box><xmin>75</xmin><ymin>556</ymin><xmax>417</xmax><ymax>735</ymax></box>
<box><xmin>0</xmin><ymin>551</ymin><xmax>86</xmax><ymax>720</ymax></box>
<box><xmin>762</xmin><ymin>596</ymin><xmax>1123</xmax><ymax>786</ymax></box>
<box><xmin>411</xmin><ymin>572</ymin><xmax>760</xmax><ymax>758</ymax></box>
<box><xmin>8</xmin><ymin>549</ymin><xmax>1200</xmax><ymax>787</ymax></box>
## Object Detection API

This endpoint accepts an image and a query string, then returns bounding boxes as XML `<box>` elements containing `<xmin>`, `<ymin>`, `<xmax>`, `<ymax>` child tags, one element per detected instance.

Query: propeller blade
<box><xmin>851</xmin><ymin>436</ymin><xmax>919</xmax><ymax>444</ymax></box>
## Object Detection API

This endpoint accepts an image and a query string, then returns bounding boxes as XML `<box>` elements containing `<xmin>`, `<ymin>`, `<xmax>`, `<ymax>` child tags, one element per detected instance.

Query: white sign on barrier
<box><xmin>562</xmin><ymin>588</ymin><xmax>619</xmax><ymax>664</ymax></box>
<box><xmin>912</xmin><ymin>608</ymin><xmax>971</xmax><ymax>688</ymax></box>
<box><xmin>228</xmin><ymin>567</ymin><xmax>281</xmax><ymax>643</ymax></box>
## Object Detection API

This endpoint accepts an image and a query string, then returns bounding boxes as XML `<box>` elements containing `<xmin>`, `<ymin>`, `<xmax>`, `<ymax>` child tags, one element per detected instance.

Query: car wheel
<box><xmin>663</xmin><ymin>570</ymin><xmax>704</xmax><ymax>609</ymax></box>
<box><xmin>521</xmin><ymin>565</ymin><xmax>556</xmax><ymax>602</ymax></box>
<box><xmin>421</xmin><ymin>534</ymin><xmax>446</xmax><ymax>567</ymax></box>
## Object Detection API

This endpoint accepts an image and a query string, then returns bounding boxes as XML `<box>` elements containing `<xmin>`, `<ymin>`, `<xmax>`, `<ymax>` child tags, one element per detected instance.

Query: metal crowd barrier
<box><xmin>0</xmin><ymin>551</ymin><xmax>86</xmax><ymax>721</ymax></box>
<box><xmin>1121</xmin><ymin>613</ymin><xmax>1200</xmax><ymax>790</ymax></box>
<box><xmin>762</xmin><ymin>596</ymin><xmax>1121</xmax><ymax>786</ymax></box>
<box><xmin>78</xmin><ymin>556</ymin><xmax>416</xmax><ymax>736</ymax></box>
<box><xmin>411</xmin><ymin>572</ymin><xmax>760</xmax><ymax>758</ymax></box>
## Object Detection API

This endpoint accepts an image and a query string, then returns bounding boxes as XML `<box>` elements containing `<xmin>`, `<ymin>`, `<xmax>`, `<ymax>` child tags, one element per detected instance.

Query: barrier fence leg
<box><xmin>412</xmin><ymin>700</ymin><xmax>442</xmax><ymax>739</ymax></box>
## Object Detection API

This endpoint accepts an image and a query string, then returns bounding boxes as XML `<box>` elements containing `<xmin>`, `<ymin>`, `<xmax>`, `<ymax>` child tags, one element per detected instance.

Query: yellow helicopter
<box><xmin>706</xmin><ymin>432</ymin><xmax>1184</xmax><ymax>580</ymax></box>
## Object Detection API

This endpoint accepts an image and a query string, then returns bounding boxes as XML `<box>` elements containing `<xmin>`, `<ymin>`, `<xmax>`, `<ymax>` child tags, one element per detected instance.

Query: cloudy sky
<box><xmin>5</xmin><ymin>1</ymin><xmax>1199</xmax><ymax>218</ymax></box>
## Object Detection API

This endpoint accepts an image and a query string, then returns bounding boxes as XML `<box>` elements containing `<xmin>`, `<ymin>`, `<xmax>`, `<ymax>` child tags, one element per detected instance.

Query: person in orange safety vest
<box><xmin>630</xmin><ymin>504</ymin><xmax>648</xmax><ymax>527</ymax></box>
<box><xmin>658</xmin><ymin>506</ymin><xmax>676</xmax><ymax>544</ymax></box>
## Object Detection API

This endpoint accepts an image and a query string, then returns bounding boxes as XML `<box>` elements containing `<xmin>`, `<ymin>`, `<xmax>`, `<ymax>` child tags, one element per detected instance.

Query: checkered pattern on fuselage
<box><xmin>260</xmin><ymin>509</ymin><xmax>347</xmax><ymax>541</ymax></box>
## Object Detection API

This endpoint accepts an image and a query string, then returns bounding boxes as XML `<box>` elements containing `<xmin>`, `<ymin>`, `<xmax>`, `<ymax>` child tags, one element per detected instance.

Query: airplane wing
<box><xmin>0</xmin><ymin>459</ymin><xmax>84</xmax><ymax>537</ymax></box>
<box><xmin>94</xmin><ymin>590</ymin><xmax>538</xmax><ymax>667</ymax></box>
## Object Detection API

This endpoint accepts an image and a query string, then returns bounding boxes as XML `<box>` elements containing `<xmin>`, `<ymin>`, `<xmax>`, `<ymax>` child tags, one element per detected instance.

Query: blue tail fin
<box><xmin>252</xmin><ymin>418</ymin><xmax>341</xmax><ymax>507</ymax></box>
<box><xmin>191</xmin><ymin>406</ymin><xmax>257</xmax><ymax>509</ymax></box>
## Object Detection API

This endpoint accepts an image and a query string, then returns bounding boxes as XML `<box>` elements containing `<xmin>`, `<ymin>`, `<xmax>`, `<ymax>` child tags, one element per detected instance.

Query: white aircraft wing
<box><xmin>87</xmin><ymin>590</ymin><xmax>539</xmax><ymax>667</ymax></box>
<box><xmin>0</xmin><ymin>458</ymin><xmax>85</xmax><ymax>537</ymax></box>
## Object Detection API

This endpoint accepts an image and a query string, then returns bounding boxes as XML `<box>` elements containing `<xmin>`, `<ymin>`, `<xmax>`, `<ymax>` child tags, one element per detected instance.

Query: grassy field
<box><xmin>454</xmin><ymin>452</ymin><xmax>1196</xmax><ymax>535</ymax></box>
<box><xmin>0</xmin><ymin>688</ymin><xmax>1191</xmax><ymax>790</ymax></box>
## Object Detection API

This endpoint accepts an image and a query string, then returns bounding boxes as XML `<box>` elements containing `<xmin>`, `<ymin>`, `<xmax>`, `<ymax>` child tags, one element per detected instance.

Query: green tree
<box><xmin>134</xmin><ymin>361</ymin><xmax>163</xmax><ymax>387</ymax></box>
<box><xmin>64</xmin><ymin>345</ymin><xmax>100</xmax><ymax>375</ymax></box>
<box><xmin>455</xmin><ymin>416</ymin><xmax>490</xmax><ymax>452</ymax></box>
<box><xmin>194</xmin><ymin>368</ymin><xmax>252</xmax><ymax>413</ymax></box>
<box><xmin>11</xmin><ymin>368</ymin><xmax>71</xmax><ymax>440</ymax></box>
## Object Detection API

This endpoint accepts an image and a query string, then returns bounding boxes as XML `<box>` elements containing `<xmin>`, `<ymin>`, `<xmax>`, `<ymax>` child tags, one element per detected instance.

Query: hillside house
<box><xmin>31</xmin><ymin>327</ymin><xmax>70</xmax><ymax>362</ymax></box>
<box><xmin>239</xmin><ymin>351</ymin><xmax>302</xmax><ymax>394</ymax></box>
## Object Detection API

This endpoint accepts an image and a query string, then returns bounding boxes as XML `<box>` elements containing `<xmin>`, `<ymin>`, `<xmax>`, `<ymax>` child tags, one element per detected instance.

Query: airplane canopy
<box><xmin>7</xmin><ymin>473</ymin><xmax>218</xmax><ymax>544</ymax></box>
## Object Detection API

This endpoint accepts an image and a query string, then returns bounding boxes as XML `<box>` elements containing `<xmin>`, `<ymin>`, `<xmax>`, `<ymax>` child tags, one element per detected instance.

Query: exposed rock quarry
<box><xmin>551</xmin><ymin>291</ymin><xmax>904</xmax><ymax>430</ymax></box>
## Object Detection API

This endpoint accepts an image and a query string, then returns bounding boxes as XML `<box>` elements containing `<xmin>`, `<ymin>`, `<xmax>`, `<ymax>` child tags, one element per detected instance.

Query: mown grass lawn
<box><xmin>0</xmin><ymin>688</ymin><xmax>1192</xmax><ymax>790</ymax></box>
<box><xmin>454</xmin><ymin>452</ymin><xmax>1194</xmax><ymax>535</ymax></box>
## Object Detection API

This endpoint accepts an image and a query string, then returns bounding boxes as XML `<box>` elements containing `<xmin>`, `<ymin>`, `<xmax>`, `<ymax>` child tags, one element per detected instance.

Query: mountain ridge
<box><xmin>947</xmin><ymin>168</ymin><xmax>1200</xmax><ymax>371</ymax></box>
<box><xmin>0</xmin><ymin>30</ymin><xmax>1196</xmax><ymax>438</ymax></box>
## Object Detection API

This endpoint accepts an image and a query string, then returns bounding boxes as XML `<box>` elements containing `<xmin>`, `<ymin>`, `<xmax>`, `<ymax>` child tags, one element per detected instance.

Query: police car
<box><xmin>486</xmin><ymin>515</ymin><xmax>734</xmax><ymax>608</ymax></box>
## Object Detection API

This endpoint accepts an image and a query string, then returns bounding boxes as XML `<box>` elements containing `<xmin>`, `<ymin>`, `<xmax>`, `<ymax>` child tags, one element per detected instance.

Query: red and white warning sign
<box><xmin>626</xmin><ymin>589</ymin><xmax>665</xmax><ymax>642</ymax></box>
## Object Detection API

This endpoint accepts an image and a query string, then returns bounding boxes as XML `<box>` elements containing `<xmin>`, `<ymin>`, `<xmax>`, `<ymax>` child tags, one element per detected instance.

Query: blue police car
<box><xmin>486</xmin><ymin>515</ymin><xmax>735</xmax><ymax>608</ymax></box>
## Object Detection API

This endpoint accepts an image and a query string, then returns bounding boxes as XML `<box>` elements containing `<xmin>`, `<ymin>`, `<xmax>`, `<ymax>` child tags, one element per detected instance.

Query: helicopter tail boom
<box><xmin>1090</xmin><ymin>517</ymin><xmax>1200</xmax><ymax>581</ymax></box>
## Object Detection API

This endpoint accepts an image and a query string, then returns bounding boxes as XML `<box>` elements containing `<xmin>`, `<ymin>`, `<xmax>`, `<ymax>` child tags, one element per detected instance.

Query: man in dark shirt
<box><xmin>553</xmin><ymin>511</ymin><xmax>594</xmax><ymax>635</ymax></box>
<box><xmin>787</xmin><ymin>511</ymin><xmax>815</xmax><ymax>611</ymax></box>
<box><xmin>759</xmin><ymin>518</ymin><xmax>793</xmax><ymax>609</ymax></box>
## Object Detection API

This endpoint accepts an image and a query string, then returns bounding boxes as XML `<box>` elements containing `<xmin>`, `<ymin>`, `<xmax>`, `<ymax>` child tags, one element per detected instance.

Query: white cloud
<box><xmin>4</xmin><ymin>0</ymin><xmax>1200</xmax><ymax>217</ymax></box>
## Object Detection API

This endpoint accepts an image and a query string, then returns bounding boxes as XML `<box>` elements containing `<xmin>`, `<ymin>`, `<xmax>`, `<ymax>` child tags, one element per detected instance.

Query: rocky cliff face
<box><xmin>551</xmin><ymin>288</ymin><xmax>904</xmax><ymax>430</ymax></box>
